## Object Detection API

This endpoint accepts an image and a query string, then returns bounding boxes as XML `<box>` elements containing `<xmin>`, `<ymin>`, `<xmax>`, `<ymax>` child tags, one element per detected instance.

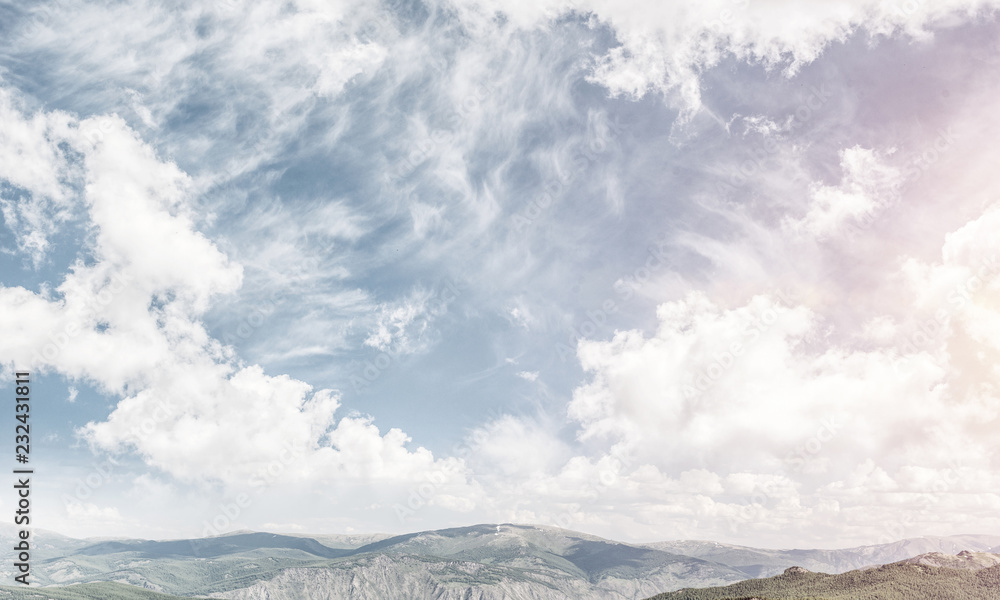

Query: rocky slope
<box><xmin>899</xmin><ymin>550</ymin><xmax>1000</xmax><ymax>570</ymax></box>
<box><xmin>210</xmin><ymin>554</ymin><xmax>714</xmax><ymax>600</ymax></box>
<box><xmin>646</xmin><ymin>554</ymin><xmax>1000</xmax><ymax>600</ymax></box>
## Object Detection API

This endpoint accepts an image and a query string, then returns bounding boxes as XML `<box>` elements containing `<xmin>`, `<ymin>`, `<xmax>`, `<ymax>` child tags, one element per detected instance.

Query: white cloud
<box><xmin>452</xmin><ymin>0</ymin><xmax>1000</xmax><ymax>116</ymax></box>
<box><xmin>11</xmin><ymin>0</ymin><xmax>393</xmax><ymax>185</ymax></box>
<box><xmin>445</xmin><ymin>200</ymin><xmax>1000</xmax><ymax>543</ymax></box>
<box><xmin>785</xmin><ymin>146</ymin><xmax>904</xmax><ymax>240</ymax></box>
<box><xmin>409</xmin><ymin>201</ymin><xmax>446</xmax><ymax>238</ymax></box>
<box><xmin>364</xmin><ymin>283</ymin><xmax>458</xmax><ymax>354</ymax></box>
<box><xmin>64</xmin><ymin>501</ymin><xmax>124</xmax><ymax>525</ymax></box>
<box><xmin>0</xmin><ymin>88</ymin><xmax>80</xmax><ymax>265</ymax></box>
<box><xmin>566</xmin><ymin>288</ymin><xmax>966</xmax><ymax>477</ymax></box>
<box><xmin>505</xmin><ymin>299</ymin><xmax>537</xmax><ymax>330</ymax></box>
<box><xmin>0</xmin><ymin>91</ymin><xmax>468</xmax><ymax>496</ymax></box>
<box><xmin>468</xmin><ymin>414</ymin><xmax>572</xmax><ymax>478</ymax></box>
<box><xmin>66</xmin><ymin>501</ymin><xmax>121</xmax><ymax>519</ymax></box>
<box><xmin>315</xmin><ymin>41</ymin><xmax>389</xmax><ymax>98</ymax></box>
<box><xmin>861</xmin><ymin>316</ymin><xmax>897</xmax><ymax>343</ymax></box>
<box><xmin>468</xmin><ymin>202</ymin><xmax>1000</xmax><ymax>543</ymax></box>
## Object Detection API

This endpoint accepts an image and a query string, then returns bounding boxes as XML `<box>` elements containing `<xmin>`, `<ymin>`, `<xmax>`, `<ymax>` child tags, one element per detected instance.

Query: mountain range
<box><xmin>0</xmin><ymin>524</ymin><xmax>997</xmax><ymax>599</ymax></box>
<box><xmin>649</xmin><ymin>551</ymin><xmax>1000</xmax><ymax>600</ymax></box>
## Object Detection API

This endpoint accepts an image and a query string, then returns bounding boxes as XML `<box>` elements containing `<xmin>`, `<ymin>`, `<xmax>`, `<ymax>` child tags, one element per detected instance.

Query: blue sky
<box><xmin>1</xmin><ymin>0</ymin><xmax>1000</xmax><ymax>547</ymax></box>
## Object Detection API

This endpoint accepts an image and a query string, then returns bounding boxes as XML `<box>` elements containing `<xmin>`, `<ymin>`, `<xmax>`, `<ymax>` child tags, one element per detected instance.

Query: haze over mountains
<box><xmin>645</xmin><ymin>534</ymin><xmax>1000</xmax><ymax>578</ymax></box>
<box><xmin>1</xmin><ymin>524</ymin><xmax>997</xmax><ymax>600</ymax></box>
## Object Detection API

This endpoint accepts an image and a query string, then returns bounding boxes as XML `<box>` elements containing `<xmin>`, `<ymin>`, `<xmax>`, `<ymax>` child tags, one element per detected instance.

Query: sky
<box><xmin>0</xmin><ymin>0</ymin><xmax>999</xmax><ymax>549</ymax></box>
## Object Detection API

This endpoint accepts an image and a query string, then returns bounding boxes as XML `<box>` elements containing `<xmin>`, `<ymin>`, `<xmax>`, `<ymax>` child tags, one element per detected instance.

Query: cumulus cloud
<box><xmin>0</xmin><ymin>88</ymin><xmax>468</xmax><ymax>495</ymax></box>
<box><xmin>468</xmin><ymin>414</ymin><xmax>572</xmax><ymax>478</ymax></box>
<box><xmin>0</xmin><ymin>88</ymin><xmax>80</xmax><ymax>265</ymax></box>
<box><xmin>473</xmin><ymin>202</ymin><xmax>1000</xmax><ymax>543</ymax></box>
<box><xmin>565</xmin><ymin>289</ymin><xmax>959</xmax><ymax>480</ymax></box>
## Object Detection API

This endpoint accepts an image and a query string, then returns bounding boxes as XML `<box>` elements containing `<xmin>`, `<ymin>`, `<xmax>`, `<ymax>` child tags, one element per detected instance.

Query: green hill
<box><xmin>646</xmin><ymin>562</ymin><xmax>1000</xmax><ymax>600</ymax></box>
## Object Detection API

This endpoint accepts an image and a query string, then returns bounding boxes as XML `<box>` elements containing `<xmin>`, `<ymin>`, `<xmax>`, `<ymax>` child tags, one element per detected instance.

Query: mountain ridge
<box><xmin>4</xmin><ymin>525</ymin><xmax>999</xmax><ymax>600</ymax></box>
<box><xmin>645</xmin><ymin>552</ymin><xmax>1000</xmax><ymax>600</ymax></box>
